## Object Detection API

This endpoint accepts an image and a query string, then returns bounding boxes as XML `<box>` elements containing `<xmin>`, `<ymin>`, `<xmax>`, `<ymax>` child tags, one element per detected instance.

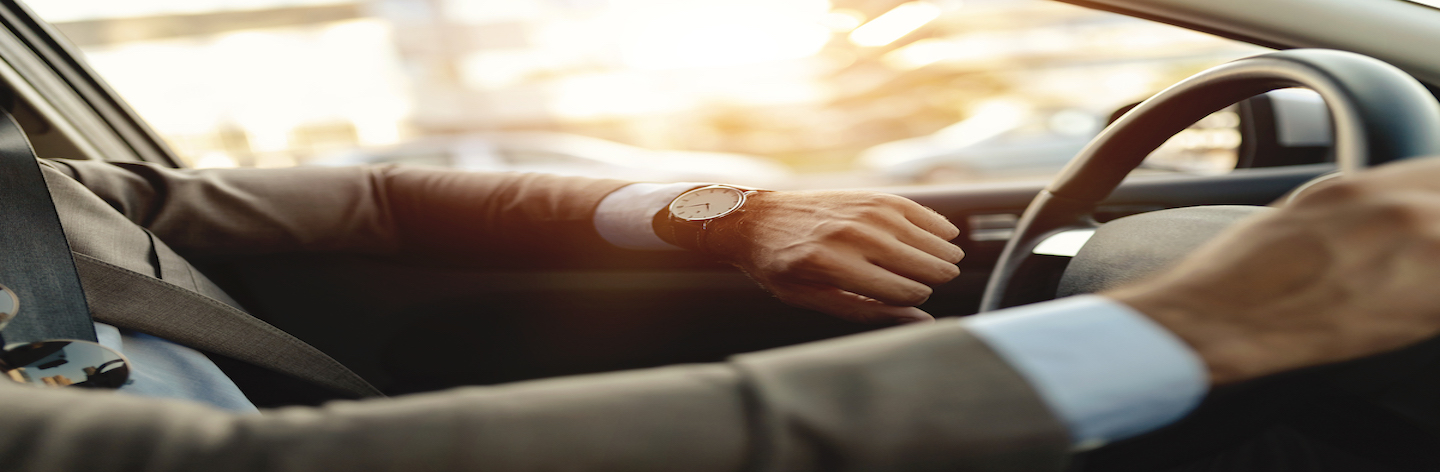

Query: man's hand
<box><xmin>705</xmin><ymin>191</ymin><xmax>964</xmax><ymax>324</ymax></box>
<box><xmin>1108</xmin><ymin>157</ymin><xmax>1440</xmax><ymax>385</ymax></box>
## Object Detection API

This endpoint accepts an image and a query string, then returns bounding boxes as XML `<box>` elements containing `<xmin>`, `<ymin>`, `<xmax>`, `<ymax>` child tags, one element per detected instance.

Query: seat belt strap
<box><xmin>74</xmin><ymin>253</ymin><xmax>383</xmax><ymax>398</ymax></box>
<box><xmin>0</xmin><ymin>108</ymin><xmax>97</xmax><ymax>343</ymax></box>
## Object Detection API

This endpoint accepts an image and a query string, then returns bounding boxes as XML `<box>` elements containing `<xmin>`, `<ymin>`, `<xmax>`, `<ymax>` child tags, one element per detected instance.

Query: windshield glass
<box><xmin>30</xmin><ymin>0</ymin><xmax>1268</xmax><ymax>189</ymax></box>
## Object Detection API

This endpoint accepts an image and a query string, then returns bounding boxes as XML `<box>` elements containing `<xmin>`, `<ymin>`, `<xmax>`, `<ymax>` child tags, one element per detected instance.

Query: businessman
<box><xmin>2</xmin><ymin>153</ymin><xmax>1440</xmax><ymax>471</ymax></box>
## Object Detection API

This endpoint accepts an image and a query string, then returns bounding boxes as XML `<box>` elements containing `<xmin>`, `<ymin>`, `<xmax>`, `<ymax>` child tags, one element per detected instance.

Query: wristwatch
<box><xmin>653</xmin><ymin>184</ymin><xmax>765</xmax><ymax>252</ymax></box>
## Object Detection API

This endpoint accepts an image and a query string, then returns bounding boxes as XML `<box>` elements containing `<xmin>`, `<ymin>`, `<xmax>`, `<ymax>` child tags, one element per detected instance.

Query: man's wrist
<box><xmin>1106</xmin><ymin>283</ymin><xmax>1266</xmax><ymax>386</ymax></box>
<box><xmin>652</xmin><ymin>185</ymin><xmax>770</xmax><ymax>254</ymax></box>
<box><xmin>651</xmin><ymin>205</ymin><xmax>687</xmax><ymax>249</ymax></box>
<box><xmin>962</xmin><ymin>295</ymin><xmax>1209</xmax><ymax>446</ymax></box>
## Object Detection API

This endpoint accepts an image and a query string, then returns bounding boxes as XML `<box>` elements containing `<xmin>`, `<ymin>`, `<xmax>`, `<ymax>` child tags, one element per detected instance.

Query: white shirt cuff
<box><xmin>961</xmin><ymin>295</ymin><xmax>1208</xmax><ymax>449</ymax></box>
<box><xmin>594</xmin><ymin>182</ymin><xmax>709</xmax><ymax>250</ymax></box>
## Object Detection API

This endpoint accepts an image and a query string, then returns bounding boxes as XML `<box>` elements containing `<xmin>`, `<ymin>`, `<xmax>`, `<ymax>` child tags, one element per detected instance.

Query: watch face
<box><xmin>671</xmin><ymin>186</ymin><xmax>745</xmax><ymax>220</ymax></box>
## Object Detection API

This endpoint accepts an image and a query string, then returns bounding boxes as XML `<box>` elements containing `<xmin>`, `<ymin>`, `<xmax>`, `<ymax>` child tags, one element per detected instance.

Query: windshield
<box><xmin>30</xmin><ymin>0</ymin><xmax>1267</xmax><ymax>189</ymax></box>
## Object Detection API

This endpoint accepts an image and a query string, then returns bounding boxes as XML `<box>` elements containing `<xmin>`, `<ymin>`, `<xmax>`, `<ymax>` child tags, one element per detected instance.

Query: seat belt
<box><xmin>0</xmin><ymin>107</ymin><xmax>97</xmax><ymax>344</ymax></box>
<box><xmin>0</xmin><ymin>106</ymin><xmax>380</xmax><ymax>398</ymax></box>
<box><xmin>73</xmin><ymin>253</ymin><xmax>384</xmax><ymax>398</ymax></box>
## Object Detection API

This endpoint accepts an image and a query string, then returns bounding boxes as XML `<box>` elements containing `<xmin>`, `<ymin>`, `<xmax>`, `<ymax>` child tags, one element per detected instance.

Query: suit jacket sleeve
<box><xmin>46</xmin><ymin>159</ymin><xmax>632</xmax><ymax>261</ymax></box>
<box><xmin>21</xmin><ymin>160</ymin><xmax>1071</xmax><ymax>470</ymax></box>
<box><xmin>0</xmin><ymin>321</ymin><xmax>1068</xmax><ymax>472</ymax></box>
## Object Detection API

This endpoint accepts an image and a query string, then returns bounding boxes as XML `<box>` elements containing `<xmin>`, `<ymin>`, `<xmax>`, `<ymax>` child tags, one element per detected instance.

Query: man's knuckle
<box><xmin>1370</xmin><ymin>197</ymin><xmax>1429</xmax><ymax>230</ymax></box>
<box><xmin>874</xmin><ymin>193</ymin><xmax>911</xmax><ymax>207</ymax></box>
<box><xmin>817</xmin><ymin>220</ymin><xmax>867</xmax><ymax>241</ymax></box>
<box><xmin>850</xmin><ymin>201</ymin><xmax>890</xmax><ymax>218</ymax></box>
<box><xmin>781</xmin><ymin>246</ymin><xmax>834</xmax><ymax>272</ymax></box>
<box><xmin>1305</xmin><ymin>179</ymin><xmax>1370</xmax><ymax>204</ymax></box>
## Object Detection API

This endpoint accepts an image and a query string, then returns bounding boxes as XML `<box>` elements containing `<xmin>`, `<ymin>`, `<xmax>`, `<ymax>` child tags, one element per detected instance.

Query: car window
<box><xmin>29</xmin><ymin>0</ymin><xmax>1268</xmax><ymax>189</ymax></box>
<box><xmin>379</xmin><ymin>151</ymin><xmax>453</xmax><ymax>168</ymax></box>
<box><xmin>500</xmin><ymin>149</ymin><xmax>591</xmax><ymax>165</ymax></box>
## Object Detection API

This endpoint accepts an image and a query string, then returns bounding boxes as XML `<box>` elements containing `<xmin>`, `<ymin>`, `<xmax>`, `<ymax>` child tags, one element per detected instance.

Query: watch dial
<box><xmin>671</xmin><ymin>187</ymin><xmax>744</xmax><ymax>220</ymax></box>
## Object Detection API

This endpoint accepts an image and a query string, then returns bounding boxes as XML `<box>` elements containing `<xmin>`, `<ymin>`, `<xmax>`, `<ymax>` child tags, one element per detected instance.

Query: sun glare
<box><xmin>849</xmin><ymin>2</ymin><xmax>942</xmax><ymax>47</ymax></box>
<box><xmin>609</xmin><ymin>0</ymin><xmax>834</xmax><ymax>70</ymax></box>
<box><xmin>29</xmin><ymin>0</ymin><xmax>1266</xmax><ymax>182</ymax></box>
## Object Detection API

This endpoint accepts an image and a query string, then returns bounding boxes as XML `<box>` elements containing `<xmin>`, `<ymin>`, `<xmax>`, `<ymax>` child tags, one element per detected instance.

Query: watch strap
<box><xmin>653</xmin><ymin>186</ymin><xmax>766</xmax><ymax>252</ymax></box>
<box><xmin>652</xmin><ymin>205</ymin><xmax>690</xmax><ymax>249</ymax></box>
<box><xmin>653</xmin><ymin>203</ymin><xmax>714</xmax><ymax>252</ymax></box>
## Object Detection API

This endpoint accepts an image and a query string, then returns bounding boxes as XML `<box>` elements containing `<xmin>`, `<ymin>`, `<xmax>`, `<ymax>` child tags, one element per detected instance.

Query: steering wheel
<box><xmin>972</xmin><ymin>48</ymin><xmax>1440</xmax><ymax>471</ymax></box>
<box><xmin>979</xmin><ymin>49</ymin><xmax>1440</xmax><ymax>312</ymax></box>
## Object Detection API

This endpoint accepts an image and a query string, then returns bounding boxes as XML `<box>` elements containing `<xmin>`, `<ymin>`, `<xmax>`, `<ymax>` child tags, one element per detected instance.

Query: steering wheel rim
<box><xmin>980</xmin><ymin>49</ymin><xmax>1440</xmax><ymax>312</ymax></box>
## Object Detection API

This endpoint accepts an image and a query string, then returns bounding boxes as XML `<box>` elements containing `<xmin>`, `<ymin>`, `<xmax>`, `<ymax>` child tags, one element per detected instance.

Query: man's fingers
<box><xmin>845</xmin><ymin>208</ymin><xmax>963</xmax><ymax>265</ymax></box>
<box><xmin>801</xmin><ymin>254</ymin><xmax>936</xmax><ymax>306</ymax></box>
<box><xmin>885</xmin><ymin>197</ymin><xmax>964</xmax><ymax>262</ymax></box>
<box><xmin>816</xmin><ymin>222</ymin><xmax>960</xmax><ymax>286</ymax></box>
<box><xmin>776</xmin><ymin>283</ymin><xmax>934</xmax><ymax>324</ymax></box>
<box><xmin>891</xmin><ymin>218</ymin><xmax>966</xmax><ymax>264</ymax></box>
<box><xmin>895</xmin><ymin>197</ymin><xmax>961</xmax><ymax>241</ymax></box>
<box><xmin>866</xmin><ymin>238</ymin><xmax>962</xmax><ymax>286</ymax></box>
<box><xmin>716</xmin><ymin>190</ymin><xmax>967</xmax><ymax>324</ymax></box>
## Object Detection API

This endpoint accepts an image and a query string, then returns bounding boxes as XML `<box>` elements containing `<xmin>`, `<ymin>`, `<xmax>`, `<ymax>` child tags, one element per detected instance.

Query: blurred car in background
<box><xmin>857</xmin><ymin>101</ymin><xmax>1103</xmax><ymax>183</ymax></box>
<box><xmin>308</xmin><ymin>131</ymin><xmax>792</xmax><ymax>188</ymax></box>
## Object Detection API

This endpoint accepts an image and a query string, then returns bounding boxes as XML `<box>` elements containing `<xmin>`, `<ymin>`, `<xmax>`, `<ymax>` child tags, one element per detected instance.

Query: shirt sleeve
<box><xmin>593</xmin><ymin>182</ymin><xmax>708</xmax><ymax>250</ymax></box>
<box><xmin>961</xmin><ymin>295</ymin><xmax>1208</xmax><ymax>449</ymax></box>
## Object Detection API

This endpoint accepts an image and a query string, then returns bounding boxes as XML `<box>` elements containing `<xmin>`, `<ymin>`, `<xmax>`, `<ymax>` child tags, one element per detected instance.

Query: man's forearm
<box><xmin>0</xmin><ymin>319</ymin><xmax>1069</xmax><ymax>472</ymax></box>
<box><xmin>381</xmin><ymin>166</ymin><xmax>630</xmax><ymax>261</ymax></box>
<box><xmin>52</xmin><ymin>159</ymin><xmax>633</xmax><ymax>259</ymax></box>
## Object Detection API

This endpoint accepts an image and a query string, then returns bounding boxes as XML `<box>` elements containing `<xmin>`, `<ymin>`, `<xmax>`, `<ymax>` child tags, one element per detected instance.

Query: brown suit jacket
<box><xmin>0</xmin><ymin>159</ymin><xmax>1069</xmax><ymax>471</ymax></box>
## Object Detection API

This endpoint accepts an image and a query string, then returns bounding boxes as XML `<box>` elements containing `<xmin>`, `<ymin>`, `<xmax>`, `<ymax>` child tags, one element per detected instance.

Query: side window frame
<box><xmin>0</xmin><ymin>0</ymin><xmax>180</xmax><ymax>166</ymax></box>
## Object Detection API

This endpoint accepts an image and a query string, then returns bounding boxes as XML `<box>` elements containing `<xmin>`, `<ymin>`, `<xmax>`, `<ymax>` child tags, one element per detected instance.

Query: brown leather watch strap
<box><xmin>652</xmin><ymin>206</ymin><xmax>691</xmax><ymax>249</ymax></box>
<box><xmin>652</xmin><ymin>187</ymin><xmax>768</xmax><ymax>252</ymax></box>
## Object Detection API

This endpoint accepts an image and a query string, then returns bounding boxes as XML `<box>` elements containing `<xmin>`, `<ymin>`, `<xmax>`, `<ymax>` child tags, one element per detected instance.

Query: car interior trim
<box><xmin>1032</xmin><ymin>229</ymin><xmax>1097</xmax><ymax>258</ymax></box>
<box><xmin>0</xmin><ymin>10</ymin><xmax>129</xmax><ymax>162</ymax></box>
<box><xmin>1071</xmin><ymin>0</ymin><xmax>1440</xmax><ymax>86</ymax></box>
<box><xmin>0</xmin><ymin>0</ymin><xmax>177</xmax><ymax>166</ymax></box>
<box><xmin>0</xmin><ymin>53</ymin><xmax>101</xmax><ymax>161</ymax></box>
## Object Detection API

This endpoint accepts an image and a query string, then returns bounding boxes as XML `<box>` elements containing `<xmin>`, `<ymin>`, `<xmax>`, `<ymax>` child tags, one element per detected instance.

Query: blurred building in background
<box><xmin>30</xmin><ymin>0</ymin><xmax>1264</xmax><ymax>187</ymax></box>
